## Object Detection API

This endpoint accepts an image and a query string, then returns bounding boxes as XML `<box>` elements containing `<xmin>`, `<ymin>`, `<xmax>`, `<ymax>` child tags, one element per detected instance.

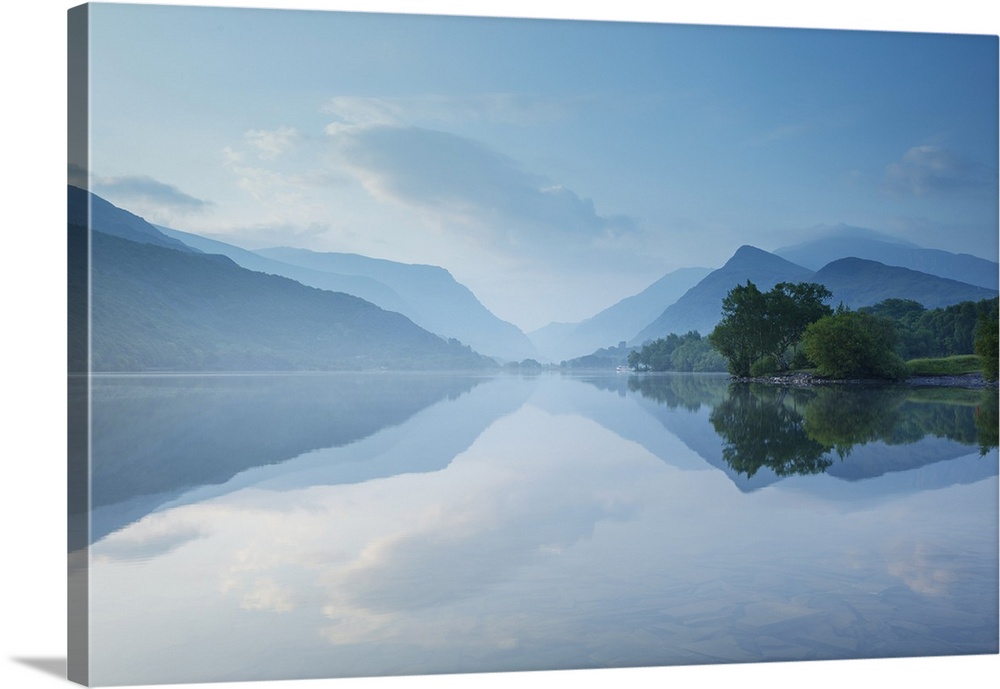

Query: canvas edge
<box><xmin>67</xmin><ymin>3</ymin><xmax>90</xmax><ymax>686</ymax></box>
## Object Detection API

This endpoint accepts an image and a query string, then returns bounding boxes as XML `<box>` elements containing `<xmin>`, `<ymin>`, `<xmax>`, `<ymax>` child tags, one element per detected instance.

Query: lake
<box><xmin>75</xmin><ymin>371</ymin><xmax>999</xmax><ymax>686</ymax></box>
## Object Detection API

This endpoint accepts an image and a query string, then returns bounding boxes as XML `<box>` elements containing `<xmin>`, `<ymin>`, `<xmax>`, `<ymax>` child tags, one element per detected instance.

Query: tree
<box><xmin>973</xmin><ymin>306</ymin><xmax>998</xmax><ymax>382</ymax></box>
<box><xmin>708</xmin><ymin>281</ymin><xmax>770</xmax><ymax>376</ymax></box>
<box><xmin>801</xmin><ymin>308</ymin><xmax>908</xmax><ymax>380</ymax></box>
<box><xmin>708</xmin><ymin>280</ymin><xmax>833</xmax><ymax>376</ymax></box>
<box><xmin>764</xmin><ymin>282</ymin><xmax>834</xmax><ymax>369</ymax></box>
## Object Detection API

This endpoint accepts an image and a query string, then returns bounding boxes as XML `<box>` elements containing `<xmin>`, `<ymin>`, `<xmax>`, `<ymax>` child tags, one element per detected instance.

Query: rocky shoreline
<box><xmin>730</xmin><ymin>371</ymin><xmax>998</xmax><ymax>389</ymax></box>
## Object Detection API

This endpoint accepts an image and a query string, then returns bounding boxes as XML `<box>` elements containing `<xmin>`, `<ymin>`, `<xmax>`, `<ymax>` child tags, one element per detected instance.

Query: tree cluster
<box><xmin>707</xmin><ymin>281</ymin><xmax>833</xmax><ymax>377</ymax></box>
<box><xmin>860</xmin><ymin>297</ymin><xmax>998</xmax><ymax>360</ymax></box>
<box><xmin>626</xmin><ymin>331</ymin><xmax>726</xmax><ymax>372</ymax></box>
<box><xmin>706</xmin><ymin>281</ymin><xmax>998</xmax><ymax>382</ymax></box>
<box><xmin>801</xmin><ymin>307</ymin><xmax>909</xmax><ymax>380</ymax></box>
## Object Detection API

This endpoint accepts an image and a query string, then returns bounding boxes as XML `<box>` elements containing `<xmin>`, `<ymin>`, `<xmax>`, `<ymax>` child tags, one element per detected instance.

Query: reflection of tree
<box><xmin>705</xmin><ymin>383</ymin><xmax>998</xmax><ymax>479</ymax></box>
<box><xmin>975</xmin><ymin>390</ymin><xmax>998</xmax><ymax>455</ymax></box>
<box><xmin>624</xmin><ymin>373</ymin><xmax>730</xmax><ymax>412</ymax></box>
<box><xmin>618</xmin><ymin>374</ymin><xmax>998</xmax><ymax>478</ymax></box>
<box><xmin>709</xmin><ymin>384</ymin><xmax>833</xmax><ymax>478</ymax></box>
<box><xmin>800</xmin><ymin>387</ymin><xmax>906</xmax><ymax>458</ymax></box>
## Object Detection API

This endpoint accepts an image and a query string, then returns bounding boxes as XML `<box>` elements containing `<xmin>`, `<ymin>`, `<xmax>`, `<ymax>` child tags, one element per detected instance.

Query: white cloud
<box><xmin>244</xmin><ymin>125</ymin><xmax>303</xmax><ymax>159</ymax></box>
<box><xmin>883</xmin><ymin>145</ymin><xmax>994</xmax><ymax>197</ymax></box>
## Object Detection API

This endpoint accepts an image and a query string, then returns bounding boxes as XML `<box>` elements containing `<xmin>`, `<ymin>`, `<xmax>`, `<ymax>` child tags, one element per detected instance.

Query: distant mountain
<box><xmin>529</xmin><ymin>267</ymin><xmax>712</xmax><ymax>362</ymax></box>
<box><xmin>68</xmin><ymin>185</ymin><xmax>196</xmax><ymax>253</ymax></box>
<box><xmin>86</xmin><ymin>229</ymin><xmax>494</xmax><ymax>371</ymax></box>
<box><xmin>158</xmin><ymin>226</ymin><xmax>413</xmax><ymax>316</ymax></box>
<box><xmin>630</xmin><ymin>246</ymin><xmax>814</xmax><ymax>344</ymax></box>
<box><xmin>628</xmin><ymin>243</ymin><xmax>999</xmax><ymax>344</ymax></box>
<box><xmin>70</xmin><ymin>187</ymin><xmax>495</xmax><ymax>371</ymax></box>
<box><xmin>774</xmin><ymin>225</ymin><xmax>998</xmax><ymax>291</ymax></box>
<box><xmin>814</xmin><ymin>257</ymin><xmax>999</xmax><ymax>309</ymax></box>
<box><xmin>251</xmin><ymin>246</ymin><xmax>537</xmax><ymax>362</ymax></box>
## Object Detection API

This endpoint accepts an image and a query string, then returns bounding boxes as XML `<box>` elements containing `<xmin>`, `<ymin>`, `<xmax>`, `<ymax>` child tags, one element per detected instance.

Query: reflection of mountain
<box><xmin>571</xmin><ymin>374</ymin><xmax>998</xmax><ymax>493</ymax></box>
<box><xmin>91</xmin><ymin>373</ymin><xmax>532</xmax><ymax>542</ymax></box>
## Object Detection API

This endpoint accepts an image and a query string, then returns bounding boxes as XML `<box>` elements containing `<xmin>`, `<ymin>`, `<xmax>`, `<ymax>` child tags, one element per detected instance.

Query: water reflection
<box><xmin>616</xmin><ymin>375</ymin><xmax>998</xmax><ymax>480</ymax></box>
<box><xmin>710</xmin><ymin>385</ymin><xmax>833</xmax><ymax>478</ymax></box>
<box><xmin>89</xmin><ymin>372</ymin><xmax>508</xmax><ymax>541</ymax></box>
<box><xmin>83</xmin><ymin>373</ymin><xmax>998</xmax><ymax>685</ymax></box>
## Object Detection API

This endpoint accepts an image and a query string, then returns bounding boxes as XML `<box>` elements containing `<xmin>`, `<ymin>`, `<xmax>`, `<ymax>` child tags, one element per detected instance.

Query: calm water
<box><xmin>77</xmin><ymin>372</ymin><xmax>999</xmax><ymax>685</ymax></box>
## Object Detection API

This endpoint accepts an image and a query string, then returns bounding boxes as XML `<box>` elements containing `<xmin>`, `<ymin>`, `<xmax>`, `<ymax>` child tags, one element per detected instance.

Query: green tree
<box><xmin>708</xmin><ymin>280</ymin><xmax>832</xmax><ymax>376</ymax></box>
<box><xmin>708</xmin><ymin>281</ymin><xmax>771</xmax><ymax>376</ymax></box>
<box><xmin>973</xmin><ymin>306</ymin><xmax>998</xmax><ymax>381</ymax></box>
<box><xmin>764</xmin><ymin>282</ymin><xmax>834</xmax><ymax>369</ymax></box>
<box><xmin>801</xmin><ymin>308</ymin><xmax>908</xmax><ymax>380</ymax></box>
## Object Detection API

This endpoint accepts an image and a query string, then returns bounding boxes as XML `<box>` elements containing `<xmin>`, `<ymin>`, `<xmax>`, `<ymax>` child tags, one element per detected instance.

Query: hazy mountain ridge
<box><xmin>775</xmin><ymin>226</ymin><xmax>998</xmax><ymax>290</ymax></box>
<box><xmin>71</xmin><ymin>185</ymin><xmax>998</xmax><ymax>366</ymax></box>
<box><xmin>529</xmin><ymin>266</ymin><xmax>712</xmax><ymax>362</ymax></box>
<box><xmin>68</xmin><ymin>185</ymin><xmax>197</xmax><ymax>254</ymax></box>
<box><xmin>252</xmin><ymin>246</ymin><xmax>538</xmax><ymax>362</ymax></box>
<box><xmin>813</xmin><ymin>257</ymin><xmax>998</xmax><ymax>309</ymax></box>
<box><xmin>87</xmin><ymin>228</ymin><xmax>493</xmax><ymax>371</ymax></box>
<box><xmin>72</xmin><ymin>186</ymin><xmax>494</xmax><ymax>371</ymax></box>
<box><xmin>627</xmin><ymin>242</ymin><xmax>998</xmax><ymax>347</ymax></box>
<box><xmin>630</xmin><ymin>246</ymin><xmax>815</xmax><ymax>345</ymax></box>
<box><xmin>157</xmin><ymin>225</ymin><xmax>414</xmax><ymax>316</ymax></box>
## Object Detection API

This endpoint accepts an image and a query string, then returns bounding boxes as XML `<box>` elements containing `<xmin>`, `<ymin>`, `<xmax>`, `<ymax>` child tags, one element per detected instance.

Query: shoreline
<box><xmin>729</xmin><ymin>371</ymin><xmax>998</xmax><ymax>390</ymax></box>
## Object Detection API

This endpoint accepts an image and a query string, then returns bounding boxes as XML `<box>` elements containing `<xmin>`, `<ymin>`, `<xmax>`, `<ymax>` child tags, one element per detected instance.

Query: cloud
<box><xmin>323</xmin><ymin>93</ymin><xmax>574</xmax><ymax>131</ymax></box>
<box><xmin>243</xmin><ymin>126</ymin><xmax>303</xmax><ymax>160</ymax></box>
<box><xmin>883</xmin><ymin>145</ymin><xmax>994</xmax><ymax>197</ymax></box>
<box><xmin>328</xmin><ymin>123</ymin><xmax>639</xmax><ymax>255</ymax></box>
<box><xmin>93</xmin><ymin>174</ymin><xmax>212</xmax><ymax>213</ymax></box>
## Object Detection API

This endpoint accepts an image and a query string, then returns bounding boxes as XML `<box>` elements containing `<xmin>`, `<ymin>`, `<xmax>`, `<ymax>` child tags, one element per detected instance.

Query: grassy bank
<box><xmin>906</xmin><ymin>355</ymin><xmax>982</xmax><ymax>376</ymax></box>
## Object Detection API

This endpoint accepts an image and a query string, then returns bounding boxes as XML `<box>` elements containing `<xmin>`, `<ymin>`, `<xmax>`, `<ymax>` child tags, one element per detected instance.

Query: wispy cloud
<box><xmin>243</xmin><ymin>125</ymin><xmax>303</xmax><ymax>160</ymax></box>
<box><xmin>883</xmin><ymin>145</ymin><xmax>994</xmax><ymax>197</ymax></box>
<box><xmin>328</xmin><ymin>123</ymin><xmax>639</xmax><ymax>258</ymax></box>
<box><xmin>93</xmin><ymin>174</ymin><xmax>212</xmax><ymax>213</ymax></box>
<box><xmin>323</xmin><ymin>93</ymin><xmax>578</xmax><ymax>133</ymax></box>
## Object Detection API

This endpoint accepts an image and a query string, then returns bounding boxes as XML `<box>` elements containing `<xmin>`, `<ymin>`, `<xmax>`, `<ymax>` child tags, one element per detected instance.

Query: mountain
<box><xmin>813</xmin><ymin>257</ymin><xmax>999</xmax><ymax>309</ymax></box>
<box><xmin>774</xmin><ymin>225</ymin><xmax>998</xmax><ymax>291</ymax></box>
<box><xmin>529</xmin><ymin>266</ymin><xmax>712</xmax><ymax>362</ymax></box>
<box><xmin>71</xmin><ymin>187</ymin><xmax>495</xmax><ymax>371</ymax></box>
<box><xmin>158</xmin><ymin>225</ymin><xmax>413</xmax><ymax>315</ymax></box>
<box><xmin>68</xmin><ymin>184</ymin><xmax>197</xmax><ymax>253</ymax></box>
<box><xmin>630</xmin><ymin>246</ymin><xmax>814</xmax><ymax>344</ymax></box>
<box><xmin>248</xmin><ymin>246</ymin><xmax>537</xmax><ymax>362</ymax></box>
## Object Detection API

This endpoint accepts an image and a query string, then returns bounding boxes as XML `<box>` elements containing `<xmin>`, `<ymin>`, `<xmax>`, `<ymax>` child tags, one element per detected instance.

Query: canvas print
<box><xmin>67</xmin><ymin>2</ymin><xmax>999</xmax><ymax>687</ymax></box>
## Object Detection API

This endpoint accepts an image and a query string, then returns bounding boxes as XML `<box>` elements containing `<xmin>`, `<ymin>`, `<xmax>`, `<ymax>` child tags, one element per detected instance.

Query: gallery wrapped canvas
<box><xmin>67</xmin><ymin>2</ymin><xmax>998</xmax><ymax>687</ymax></box>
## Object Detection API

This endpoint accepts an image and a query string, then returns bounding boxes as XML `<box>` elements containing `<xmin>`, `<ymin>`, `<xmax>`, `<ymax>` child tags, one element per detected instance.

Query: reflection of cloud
<box><xmin>883</xmin><ymin>540</ymin><xmax>956</xmax><ymax>597</ymax></box>
<box><xmin>883</xmin><ymin>145</ymin><xmax>994</xmax><ymax>197</ymax></box>
<box><xmin>238</xmin><ymin>577</ymin><xmax>296</xmax><ymax>613</ymax></box>
<box><xmin>333</xmin><ymin>496</ymin><xmax>630</xmax><ymax>616</ymax></box>
<box><xmin>92</xmin><ymin>517</ymin><xmax>205</xmax><ymax>563</ymax></box>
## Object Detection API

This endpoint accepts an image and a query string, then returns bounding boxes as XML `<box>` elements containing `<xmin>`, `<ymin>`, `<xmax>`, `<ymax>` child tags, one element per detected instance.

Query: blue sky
<box><xmin>77</xmin><ymin>2</ymin><xmax>999</xmax><ymax>331</ymax></box>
